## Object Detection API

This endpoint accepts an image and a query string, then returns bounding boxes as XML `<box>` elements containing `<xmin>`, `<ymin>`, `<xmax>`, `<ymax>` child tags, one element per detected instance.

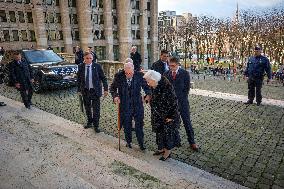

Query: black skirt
<box><xmin>156</xmin><ymin>121</ymin><xmax>181</xmax><ymax>150</ymax></box>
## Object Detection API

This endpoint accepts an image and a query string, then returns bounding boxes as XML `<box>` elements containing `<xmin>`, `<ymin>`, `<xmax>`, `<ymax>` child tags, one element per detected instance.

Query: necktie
<box><xmin>86</xmin><ymin>65</ymin><xmax>90</xmax><ymax>89</ymax></box>
<box><xmin>172</xmin><ymin>71</ymin><xmax>176</xmax><ymax>80</ymax></box>
<box><xmin>127</xmin><ymin>78</ymin><xmax>131</xmax><ymax>86</ymax></box>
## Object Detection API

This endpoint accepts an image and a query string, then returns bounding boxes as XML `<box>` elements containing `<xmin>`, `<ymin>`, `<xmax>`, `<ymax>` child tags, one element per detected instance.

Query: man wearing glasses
<box><xmin>164</xmin><ymin>56</ymin><xmax>199</xmax><ymax>152</ymax></box>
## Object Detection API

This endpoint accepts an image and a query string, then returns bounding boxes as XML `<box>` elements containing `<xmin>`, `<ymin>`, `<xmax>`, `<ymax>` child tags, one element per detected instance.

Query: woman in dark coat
<box><xmin>143</xmin><ymin>70</ymin><xmax>181</xmax><ymax>161</ymax></box>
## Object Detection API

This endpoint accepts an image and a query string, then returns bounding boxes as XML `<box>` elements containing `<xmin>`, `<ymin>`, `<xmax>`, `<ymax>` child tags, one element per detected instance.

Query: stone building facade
<box><xmin>0</xmin><ymin>0</ymin><xmax>159</xmax><ymax>68</ymax></box>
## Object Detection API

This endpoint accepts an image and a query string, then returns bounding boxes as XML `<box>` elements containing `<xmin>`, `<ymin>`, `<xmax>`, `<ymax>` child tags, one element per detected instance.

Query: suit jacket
<box><xmin>164</xmin><ymin>68</ymin><xmax>190</xmax><ymax>104</ymax></box>
<box><xmin>110</xmin><ymin>70</ymin><xmax>151</xmax><ymax>122</ymax></box>
<box><xmin>151</xmin><ymin>59</ymin><xmax>168</xmax><ymax>75</ymax></box>
<box><xmin>77</xmin><ymin>63</ymin><xmax>108</xmax><ymax>97</ymax></box>
<box><xmin>10</xmin><ymin>59</ymin><xmax>34</xmax><ymax>90</ymax></box>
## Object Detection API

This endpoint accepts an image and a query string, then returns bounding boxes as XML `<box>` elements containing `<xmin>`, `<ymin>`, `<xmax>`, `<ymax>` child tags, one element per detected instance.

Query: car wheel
<box><xmin>33</xmin><ymin>79</ymin><xmax>42</xmax><ymax>93</ymax></box>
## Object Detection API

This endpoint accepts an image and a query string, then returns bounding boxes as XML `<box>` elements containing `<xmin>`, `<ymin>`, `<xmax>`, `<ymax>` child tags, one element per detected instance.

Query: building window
<box><xmin>16</xmin><ymin>0</ymin><xmax>22</xmax><ymax>3</ymax></box>
<box><xmin>3</xmin><ymin>30</ymin><xmax>10</xmax><ymax>41</ymax></box>
<box><xmin>113</xmin><ymin>30</ymin><xmax>118</xmax><ymax>39</ymax></box>
<box><xmin>9</xmin><ymin>11</ymin><xmax>16</xmax><ymax>22</ymax></box>
<box><xmin>98</xmin><ymin>0</ymin><xmax>103</xmax><ymax>8</ymax></box>
<box><xmin>25</xmin><ymin>0</ymin><xmax>31</xmax><ymax>3</ymax></box>
<box><xmin>27</xmin><ymin>12</ymin><xmax>33</xmax><ymax>23</ymax></box>
<box><xmin>56</xmin><ymin>13</ymin><xmax>61</xmax><ymax>23</ymax></box>
<box><xmin>29</xmin><ymin>30</ymin><xmax>36</xmax><ymax>41</ymax></box>
<box><xmin>148</xmin><ymin>17</ymin><xmax>150</xmax><ymax>25</ymax></box>
<box><xmin>73</xmin><ymin>14</ymin><xmax>78</xmax><ymax>24</ymax></box>
<box><xmin>46</xmin><ymin>0</ymin><xmax>52</xmax><ymax>5</ymax></box>
<box><xmin>136</xmin><ymin>30</ymin><xmax>140</xmax><ymax>39</ymax></box>
<box><xmin>112</xmin><ymin>0</ymin><xmax>117</xmax><ymax>9</ymax></box>
<box><xmin>18</xmin><ymin>11</ymin><xmax>25</xmax><ymax>23</ymax></box>
<box><xmin>55</xmin><ymin>0</ymin><xmax>59</xmax><ymax>6</ymax></box>
<box><xmin>68</xmin><ymin>0</ymin><xmax>76</xmax><ymax>7</ymax></box>
<box><xmin>113</xmin><ymin>15</ymin><xmax>117</xmax><ymax>25</ymax></box>
<box><xmin>147</xmin><ymin>2</ymin><xmax>150</xmax><ymax>11</ymax></box>
<box><xmin>99</xmin><ymin>15</ymin><xmax>104</xmax><ymax>24</ymax></box>
<box><xmin>137</xmin><ymin>15</ymin><xmax>140</xmax><ymax>24</ymax></box>
<box><xmin>135</xmin><ymin>0</ymin><xmax>140</xmax><ymax>10</ymax></box>
<box><xmin>58</xmin><ymin>31</ymin><xmax>63</xmax><ymax>40</ymax></box>
<box><xmin>0</xmin><ymin>10</ymin><xmax>7</xmax><ymax>22</ymax></box>
<box><xmin>131</xmin><ymin>15</ymin><xmax>135</xmax><ymax>24</ymax></box>
<box><xmin>92</xmin><ymin>14</ymin><xmax>98</xmax><ymax>24</ymax></box>
<box><xmin>147</xmin><ymin>31</ymin><xmax>150</xmax><ymax>39</ymax></box>
<box><xmin>74</xmin><ymin>31</ymin><xmax>79</xmax><ymax>40</ymax></box>
<box><xmin>91</xmin><ymin>0</ymin><xmax>97</xmax><ymax>7</ymax></box>
<box><xmin>21</xmin><ymin>30</ymin><xmax>28</xmax><ymax>41</ymax></box>
<box><xmin>94</xmin><ymin>46</ymin><xmax>106</xmax><ymax>60</ymax></box>
<box><xmin>12</xmin><ymin>30</ymin><xmax>19</xmax><ymax>41</ymax></box>
<box><xmin>113</xmin><ymin>45</ymin><xmax>119</xmax><ymax>61</ymax></box>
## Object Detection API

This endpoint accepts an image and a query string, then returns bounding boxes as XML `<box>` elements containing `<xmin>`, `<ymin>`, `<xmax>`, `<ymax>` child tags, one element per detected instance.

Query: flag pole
<box><xmin>117</xmin><ymin>103</ymin><xmax>121</xmax><ymax>151</ymax></box>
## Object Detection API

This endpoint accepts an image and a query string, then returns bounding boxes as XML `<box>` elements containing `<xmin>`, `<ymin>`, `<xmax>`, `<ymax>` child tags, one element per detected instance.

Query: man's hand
<box><xmin>15</xmin><ymin>83</ymin><xmax>20</xmax><ymax>89</ymax></box>
<box><xmin>103</xmin><ymin>91</ymin><xmax>108</xmax><ymax>97</ymax></box>
<box><xmin>143</xmin><ymin>95</ymin><xmax>151</xmax><ymax>104</ymax></box>
<box><xmin>267</xmin><ymin>79</ymin><xmax>272</xmax><ymax>84</ymax></box>
<box><xmin>243</xmin><ymin>76</ymin><xmax>248</xmax><ymax>80</ymax></box>
<box><xmin>114</xmin><ymin>97</ymin><xmax>120</xmax><ymax>104</ymax></box>
<box><xmin>77</xmin><ymin>92</ymin><xmax>82</xmax><ymax>96</ymax></box>
<box><xmin>30</xmin><ymin>79</ymin><xmax>34</xmax><ymax>83</ymax></box>
<box><xmin>165</xmin><ymin>118</ymin><xmax>173</xmax><ymax>123</ymax></box>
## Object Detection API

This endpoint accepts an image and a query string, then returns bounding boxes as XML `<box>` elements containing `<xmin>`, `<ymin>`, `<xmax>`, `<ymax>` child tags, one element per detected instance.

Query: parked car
<box><xmin>0</xmin><ymin>49</ymin><xmax>78</xmax><ymax>93</ymax></box>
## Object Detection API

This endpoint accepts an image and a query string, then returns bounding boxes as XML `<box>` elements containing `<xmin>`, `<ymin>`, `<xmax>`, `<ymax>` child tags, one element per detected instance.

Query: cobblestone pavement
<box><xmin>191</xmin><ymin>74</ymin><xmax>284</xmax><ymax>101</ymax></box>
<box><xmin>1</xmin><ymin>84</ymin><xmax>284</xmax><ymax>189</ymax></box>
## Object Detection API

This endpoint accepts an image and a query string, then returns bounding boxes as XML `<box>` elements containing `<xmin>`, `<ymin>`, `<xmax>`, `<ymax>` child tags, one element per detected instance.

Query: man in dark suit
<box><xmin>164</xmin><ymin>56</ymin><xmax>199</xmax><ymax>152</ymax></box>
<box><xmin>110</xmin><ymin>61</ymin><xmax>151</xmax><ymax>150</ymax></box>
<box><xmin>130</xmin><ymin>46</ymin><xmax>142</xmax><ymax>71</ymax></box>
<box><xmin>77</xmin><ymin>52</ymin><xmax>108</xmax><ymax>133</ymax></box>
<box><xmin>151</xmin><ymin>49</ymin><xmax>169</xmax><ymax>75</ymax></box>
<box><xmin>10</xmin><ymin>51</ymin><xmax>34</xmax><ymax>109</ymax></box>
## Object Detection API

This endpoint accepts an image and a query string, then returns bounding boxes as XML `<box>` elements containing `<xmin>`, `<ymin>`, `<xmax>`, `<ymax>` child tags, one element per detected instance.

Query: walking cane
<box><xmin>117</xmin><ymin>103</ymin><xmax>121</xmax><ymax>151</ymax></box>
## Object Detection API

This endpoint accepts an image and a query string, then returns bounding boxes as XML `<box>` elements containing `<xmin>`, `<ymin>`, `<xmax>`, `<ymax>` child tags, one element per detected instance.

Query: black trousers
<box><xmin>20</xmin><ymin>87</ymin><xmax>33</xmax><ymax>108</ymax></box>
<box><xmin>83</xmin><ymin>88</ymin><xmax>100</xmax><ymax>127</ymax></box>
<box><xmin>248</xmin><ymin>78</ymin><xmax>263</xmax><ymax>103</ymax></box>
<box><xmin>123</xmin><ymin>114</ymin><xmax>144</xmax><ymax>147</ymax></box>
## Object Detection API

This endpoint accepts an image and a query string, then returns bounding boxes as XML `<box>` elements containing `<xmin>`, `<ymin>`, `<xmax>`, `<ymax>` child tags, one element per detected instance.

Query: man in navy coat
<box><xmin>164</xmin><ymin>56</ymin><xmax>199</xmax><ymax>152</ymax></box>
<box><xmin>151</xmin><ymin>49</ymin><xmax>169</xmax><ymax>75</ymax></box>
<box><xmin>110</xmin><ymin>60</ymin><xmax>151</xmax><ymax>150</ymax></box>
<box><xmin>10</xmin><ymin>51</ymin><xmax>34</xmax><ymax>109</ymax></box>
<box><xmin>77</xmin><ymin>52</ymin><xmax>108</xmax><ymax>132</ymax></box>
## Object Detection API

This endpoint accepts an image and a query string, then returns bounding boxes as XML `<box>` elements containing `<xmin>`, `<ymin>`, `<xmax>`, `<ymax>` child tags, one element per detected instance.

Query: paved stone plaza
<box><xmin>0</xmin><ymin>78</ymin><xmax>284</xmax><ymax>189</ymax></box>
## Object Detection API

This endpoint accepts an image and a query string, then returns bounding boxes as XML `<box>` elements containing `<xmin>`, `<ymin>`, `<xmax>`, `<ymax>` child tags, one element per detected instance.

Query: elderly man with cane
<box><xmin>110</xmin><ymin>59</ymin><xmax>151</xmax><ymax>151</ymax></box>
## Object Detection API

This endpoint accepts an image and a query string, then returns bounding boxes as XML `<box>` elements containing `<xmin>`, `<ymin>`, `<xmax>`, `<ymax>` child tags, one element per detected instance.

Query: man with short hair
<box><xmin>164</xmin><ymin>56</ymin><xmax>199</xmax><ymax>152</ymax></box>
<box><xmin>10</xmin><ymin>51</ymin><xmax>34</xmax><ymax>109</ymax></box>
<box><xmin>77</xmin><ymin>52</ymin><xmax>108</xmax><ymax>132</ymax></box>
<box><xmin>87</xmin><ymin>46</ymin><xmax>98</xmax><ymax>63</ymax></box>
<box><xmin>244</xmin><ymin>46</ymin><xmax>272</xmax><ymax>106</ymax></box>
<box><xmin>110</xmin><ymin>60</ymin><xmax>151</xmax><ymax>150</ymax></box>
<box><xmin>75</xmin><ymin>46</ymin><xmax>84</xmax><ymax>65</ymax></box>
<box><xmin>151</xmin><ymin>50</ymin><xmax>169</xmax><ymax>75</ymax></box>
<box><xmin>130</xmin><ymin>46</ymin><xmax>142</xmax><ymax>71</ymax></box>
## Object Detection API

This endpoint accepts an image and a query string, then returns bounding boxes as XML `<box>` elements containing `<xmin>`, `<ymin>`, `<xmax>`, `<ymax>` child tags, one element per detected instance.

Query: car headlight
<box><xmin>41</xmin><ymin>70</ymin><xmax>55</xmax><ymax>75</ymax></box>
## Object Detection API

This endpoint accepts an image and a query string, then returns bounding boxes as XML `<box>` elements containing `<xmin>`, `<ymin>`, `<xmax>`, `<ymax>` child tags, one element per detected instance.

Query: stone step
<box><xmin>0</xmin><ymin>95</ymin><xmax>248</xmax><ymax>189</ymax></box>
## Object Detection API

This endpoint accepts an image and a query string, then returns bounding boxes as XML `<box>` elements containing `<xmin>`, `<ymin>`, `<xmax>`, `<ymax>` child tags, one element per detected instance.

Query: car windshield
<box><xmin>23</xmin><ymin>50</ymin><xmax>63</xmax><ymax>64</ymax></box>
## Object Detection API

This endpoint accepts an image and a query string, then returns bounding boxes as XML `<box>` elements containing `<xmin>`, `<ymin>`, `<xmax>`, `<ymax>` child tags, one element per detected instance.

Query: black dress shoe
<box><xmin>153</xmin><ymin>151</ymin><xmax>164</xmax><ymax>156</ymax></box>
<box><xmin>84</xmin><ymin>123</ymin><xmax>92</xmax><ymax>129</ymax></box>
<box><xmin>94</xmin><ymin>127</ymin><xmax>101</xmax><ymax>133</ymax></box>
<box><xmin>159</xmin><ymin>154</ymin><xmax>171</xmax><ymax>161</ymax></box>
<box><xmin>126</xmin><ymin>143</ymin><xmax>132</xmax><ymax>148</ymax></box>
<box><xmin>139</xmin><ymin>145</ymin><xmax>146</xmax><ymax>151</ymax></box>
<box><xmin>0</xmin><ymin>102</ymin><xmax>6</xmax><ymax>106</ymax></box>
<box><xmin>256</xmin><ymin>102</ymin><xmax>261</xmax><ymax>106</ymax></box>
<box><xmin>244</xmin><ymin>100</ymin><xmax>253</xmax><ymax>105</ymax></box>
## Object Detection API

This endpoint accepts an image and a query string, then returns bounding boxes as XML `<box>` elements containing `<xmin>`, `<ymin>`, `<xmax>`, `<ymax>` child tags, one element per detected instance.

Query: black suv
<box><xmin>0</xmin><ymin>49</ymin><xmax>78</xmax><ymax>93</ymax></box>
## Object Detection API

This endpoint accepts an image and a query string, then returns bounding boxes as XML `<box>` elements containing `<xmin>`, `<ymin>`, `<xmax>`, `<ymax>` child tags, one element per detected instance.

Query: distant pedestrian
<box><xmin>244</xmin><ymin>46</ymin><xmax>272</xmax><ymax>106</ymax></box>
<box><xmin>151</xmin><ymin>50</ymin><xmax>169</xmax><ymax>75</ymax></box>
<box><xmin>75</xmin><ymin>46</ymin><xmax>84</xmax><ymax>65</ymax></box>
<box><xmin>130</xmin><ymin>46</ymin><xmax>142</xmax><ymax>71</ymax></box>
<box><xmin>0</xmin><ymin>46</ymin><xmax>5</xmax><ymax>56</ymax></box>
<box><xmin>10</xmin><ymin>51</ymin><xmax>34</xmax><ymax>109</ymax></box>
<box><xmin>144</xmin><ymin>70</ymin><xmax>181</xmax><ymax>161</ymax></box>
<box><xmin>77</xmin><ymin>52</ymin><xmax>108</xmax><ymax>132</ymax></box>
<box><xmin>164</xmin><ymin>57</ymin><xmax>199</xmax><ymax>152</ymax></box>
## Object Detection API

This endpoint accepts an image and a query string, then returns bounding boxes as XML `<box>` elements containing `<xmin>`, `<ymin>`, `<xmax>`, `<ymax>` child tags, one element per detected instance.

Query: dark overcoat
<box><xmin>110</xmin><ymin>70</ymin><xmax>151</xmax><ymax>125</ymax></box>
<box><xmin>10</xmin><ymin>59</ymin><xmax>34</xmax><ymax>90</ymax></box>
<box><xmin>151</xmin><ymin>60</ymin><xmax>167</xmax><ymax>75</ymax></box>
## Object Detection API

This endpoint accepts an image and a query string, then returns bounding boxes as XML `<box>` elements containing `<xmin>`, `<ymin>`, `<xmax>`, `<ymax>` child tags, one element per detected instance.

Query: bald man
<box><xmin>110</xmin><ymin>61</ymin><xmax>151</xmax><ymax>150</ymax></box>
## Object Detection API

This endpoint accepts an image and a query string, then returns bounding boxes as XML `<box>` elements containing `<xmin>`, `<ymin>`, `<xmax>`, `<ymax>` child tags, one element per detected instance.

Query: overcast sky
<box><xmin>158</xmin><ymin>0</ymin><xmax>283</xmax><ymax>18</ymax></box>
